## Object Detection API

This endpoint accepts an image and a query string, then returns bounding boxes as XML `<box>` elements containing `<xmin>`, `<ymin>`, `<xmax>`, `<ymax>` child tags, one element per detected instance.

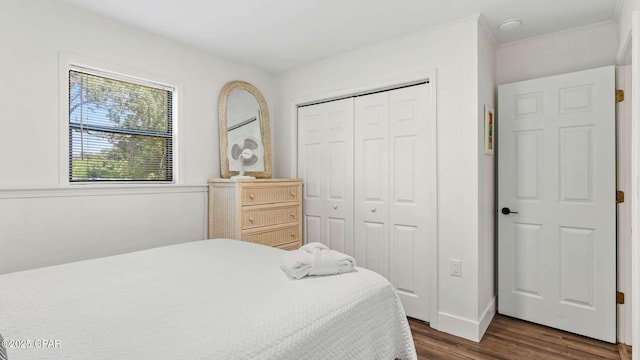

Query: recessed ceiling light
<box><xmin>499</xmin><ymin>19</ymin><xmax>522</xmax><ymax>31</ymax></box>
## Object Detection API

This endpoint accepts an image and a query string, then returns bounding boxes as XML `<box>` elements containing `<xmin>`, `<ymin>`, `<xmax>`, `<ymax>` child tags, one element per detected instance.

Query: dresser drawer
<box><xmin>241</xmin><ymin>185</ymin><xmax>300</xmax><ymax>206</ymax></box>
<box><xmin>209</xmin><ymin>179</ymin><xmax>302</xmax><ymax>249</ymax></box>
<box><xmin>276</xmin><ymin>242</ymin><xmax>301</xmax><ymax>251</ymax></box>
<box><xmin>241</xmin><ymin>204</ymin><xmax>300</xmax><ymax>229</ymax></box>
<box><xmin>241</xmin><ymin>225</ymin><xmax>300</xmax><ymax>247</ymax></box>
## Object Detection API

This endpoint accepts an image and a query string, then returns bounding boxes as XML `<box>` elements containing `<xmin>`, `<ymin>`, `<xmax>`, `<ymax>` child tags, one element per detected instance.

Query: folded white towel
<box><xmin>280</xmin><ymin>242</ymin><xmax>356</xmax><ymax>280</ymax></box>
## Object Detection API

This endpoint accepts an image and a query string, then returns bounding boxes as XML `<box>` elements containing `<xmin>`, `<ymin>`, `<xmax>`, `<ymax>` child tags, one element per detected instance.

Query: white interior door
<box><xmin>297</xmin><ymin>98</ymin><xmax>354</xmax><ymax>255</ymax></box>
<box><xmin>354</xmin><ymin>83</ymin><xmax>432</xmax><ymax>321</ymax></box>
<box><xmin>498</xmin><ymin>66</ymin><xmax>616</xmax><ymax>342</ymax></box>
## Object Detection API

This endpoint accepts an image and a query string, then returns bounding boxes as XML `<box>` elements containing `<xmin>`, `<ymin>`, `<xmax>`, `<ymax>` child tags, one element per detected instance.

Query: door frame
<box><xmin>616</xmin><ymin>64</ymin><xmax>633</xmax><ymax>346</ymax></box>
<box><xmin>288</xmin><ymin>68</ymin><xmax>439</xmax><ymax>329</ymax></box>
<box><xmin>631</xmin><ymin>11</ymin><xmax>640</xmax><ymax>359</ymax></box>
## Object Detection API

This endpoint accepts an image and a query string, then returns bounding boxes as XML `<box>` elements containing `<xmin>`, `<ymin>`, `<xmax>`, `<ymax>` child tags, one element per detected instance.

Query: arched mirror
<box><xmin>218</xmin><ymin>81</ymin><xmax>272</xmax><ymax>178</ymax></box>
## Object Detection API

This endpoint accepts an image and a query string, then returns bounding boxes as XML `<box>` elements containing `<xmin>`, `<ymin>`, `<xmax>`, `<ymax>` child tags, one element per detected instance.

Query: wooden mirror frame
<box><xmin>218</xmin><ymin>80</ymin><xmax>272</xmax><ymax>178</ymax></box>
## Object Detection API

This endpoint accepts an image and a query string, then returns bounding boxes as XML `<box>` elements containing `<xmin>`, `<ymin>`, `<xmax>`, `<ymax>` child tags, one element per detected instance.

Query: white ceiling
<box><xmin>55</xmin><ymin>0</ymin><xmax>619</xmax><ymax>74</ymax></box>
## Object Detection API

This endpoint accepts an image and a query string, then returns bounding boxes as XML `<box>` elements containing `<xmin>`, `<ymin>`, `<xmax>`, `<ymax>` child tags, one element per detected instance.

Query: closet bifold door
<box><xmin>354</xmin><ymin>84</ymin><xmax>431</xmax><ymax>322</ymax></box>
<box><xmin>354</xmin><ymin>92</ymin><xmax>390</xmax><ymax>278</ymax></box>
<box><xmin>297</xmin><ymin>98</ymin><xmax>355</xmax><ymax>256</ymax></box>
<box><xmin>388</xmin><ymin>85</ymin><xmax>430</xmax><ymax>321</ymax></box>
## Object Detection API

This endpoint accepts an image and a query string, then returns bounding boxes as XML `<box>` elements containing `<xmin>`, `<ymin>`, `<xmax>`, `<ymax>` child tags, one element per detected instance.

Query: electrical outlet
<box><xmin>450</xmin><ymin>259</ymin><xmax>462</xmax><ymax>277</ymax></box>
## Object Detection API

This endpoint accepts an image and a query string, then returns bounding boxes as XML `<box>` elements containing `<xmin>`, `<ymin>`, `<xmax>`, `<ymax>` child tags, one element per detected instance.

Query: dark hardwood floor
<box><xmin>409</xmin><ymin>314</ymin><xmax>631</xmax><ymax>360</ymax></box>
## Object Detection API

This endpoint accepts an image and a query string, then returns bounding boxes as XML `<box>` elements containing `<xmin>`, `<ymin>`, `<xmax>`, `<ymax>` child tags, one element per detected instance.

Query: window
<box><xmin>68</xmin><ymin>69</ymin><xmax>173</xmax><ymax>182</ymax></box>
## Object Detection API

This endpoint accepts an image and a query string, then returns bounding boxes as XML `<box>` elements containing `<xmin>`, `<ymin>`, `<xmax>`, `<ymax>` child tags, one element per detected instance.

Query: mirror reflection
<box><xmin>226</xmin><ymin>89</ymin><xmax>265</xmax><ymax>172</ymax></box>
<box><xmin>218</xmin><ymin>80</ymin><xmax>272</xmax><ymax>178</ymax></box>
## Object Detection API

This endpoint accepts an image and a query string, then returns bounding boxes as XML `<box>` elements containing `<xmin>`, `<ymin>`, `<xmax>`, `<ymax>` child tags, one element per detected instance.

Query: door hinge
<box><xmin>617</xmin><ymin>291</ymin><xmax>625</xmax><ymax>304</ymax></box>
<box><xmin>616</xmin><ymin>89</ymin><xmax>625</xmax><ymax>103</ymax></box>
<box><xmin>617</xmin><ymin>190</ymin><xmax>625</xmax><ymax>203</ymax></box>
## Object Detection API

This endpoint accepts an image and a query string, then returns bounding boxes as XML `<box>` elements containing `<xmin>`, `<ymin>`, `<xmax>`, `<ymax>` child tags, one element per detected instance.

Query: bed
<box><xmin>0</xmin><ymin>239</ymin><xmax>417</xmax><ymax>359</ymax></box>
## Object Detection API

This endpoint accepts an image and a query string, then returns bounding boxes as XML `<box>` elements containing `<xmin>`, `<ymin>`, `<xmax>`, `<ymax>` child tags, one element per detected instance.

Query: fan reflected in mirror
<box><xmin>226</xmin><ymin>90</ymin><xmax>265</xmax><ymax>172</ymax></box>
<box><xmin>229</xmin><ymin>136</ymin><xmax>262</xmax><ymax>179</ymax></box>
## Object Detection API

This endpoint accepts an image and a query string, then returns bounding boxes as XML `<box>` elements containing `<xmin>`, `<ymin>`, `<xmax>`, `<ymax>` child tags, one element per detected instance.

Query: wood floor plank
<box><xmin>409</xmin><ymin>315</ymin><xmax>627</xmax><ymax>360</ymax></box>
<box><xmin>619</xmin><ymin>343</ymin><xmax>631</xmax><ymax>360</ymax></box>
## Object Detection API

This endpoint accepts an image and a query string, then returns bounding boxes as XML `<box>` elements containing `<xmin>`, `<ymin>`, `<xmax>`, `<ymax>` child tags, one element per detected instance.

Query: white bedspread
<box><xmin>0</xmin><ymin>239</ymin><xmax>417</xmax><ymax>359</ymax></box>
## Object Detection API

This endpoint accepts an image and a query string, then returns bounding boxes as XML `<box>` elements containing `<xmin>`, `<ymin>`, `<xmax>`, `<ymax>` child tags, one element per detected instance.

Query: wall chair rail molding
<box><xmin>0</xmin><ymin>184</ymin><xmax>207</xmax><ymax>200</ymax></box>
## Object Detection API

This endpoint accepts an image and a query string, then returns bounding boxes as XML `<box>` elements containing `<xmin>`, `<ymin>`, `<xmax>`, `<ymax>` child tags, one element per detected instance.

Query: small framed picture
<box><xmin>484</xmin><ymin>104</ymin><xmax>494</xmax><ymax>155</ymax></box>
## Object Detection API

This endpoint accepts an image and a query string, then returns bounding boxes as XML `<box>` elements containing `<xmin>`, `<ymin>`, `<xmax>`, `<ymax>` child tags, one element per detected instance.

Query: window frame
<box><xmin>59</xmin><ymin>54</ymin><xmax>179</xmax><ymax>186</ymax></box>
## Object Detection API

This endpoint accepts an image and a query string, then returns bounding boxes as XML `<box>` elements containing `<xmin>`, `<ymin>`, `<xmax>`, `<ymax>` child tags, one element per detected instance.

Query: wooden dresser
<box><xmin>208</xmin><ymin>178</ymin><xmax>302</xmax><ymax>250</ymax></box>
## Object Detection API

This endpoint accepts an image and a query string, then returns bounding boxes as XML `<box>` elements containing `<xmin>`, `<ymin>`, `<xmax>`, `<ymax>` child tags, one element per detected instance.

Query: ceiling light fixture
<box><xmin>498</xmin><ymin>19</ymin><xmax>522</xmax><ymax>31</ymax></box>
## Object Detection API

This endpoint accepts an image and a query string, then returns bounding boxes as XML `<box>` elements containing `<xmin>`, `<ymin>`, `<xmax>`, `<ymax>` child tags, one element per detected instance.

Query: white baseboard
<box><xmin>437</xmin><ymin>297</ymin><xmax>496</xmax><ymax>342</ymax></box>
<box><xmin>479</xmin><ymin>298</ymin><xmax>496</xmax><ymax>338</ymax></box>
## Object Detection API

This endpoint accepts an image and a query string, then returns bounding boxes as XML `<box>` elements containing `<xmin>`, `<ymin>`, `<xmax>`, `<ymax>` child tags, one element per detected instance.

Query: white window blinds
<box><xmin>68</xmin><ymin>70</ymin><xmax>173</xmax><ymax>182</ymax></box>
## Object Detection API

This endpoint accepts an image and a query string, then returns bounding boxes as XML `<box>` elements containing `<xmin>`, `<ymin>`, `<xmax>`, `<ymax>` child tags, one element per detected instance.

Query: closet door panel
<box><xmin>328</xmin><ymin>218</ymin><xmax>347</xmax><ymax>254</ymax></box>
<box><xmin>394</xmin><ymin>225</ymin><xmax>418</xmax><ymax>293</ymax></box>
<box><xmin>304</xmin><ymin>215</ymin><xmax>322</xmax><ymax>244</ymax></box>
<box><xmin>325</xmin><ymin>99</ymin><xmax>354</xmax><ymax>255</ymax></box>
<box><xmin>298</xmin><ymin>98</ymin><xmax>354</xmax><ymax>254</ymax></box>
<box><xmin>302</xmin><ymin>141</ymin><xmax>322</xmax><ymax>245</ymax></box>
<box><xmin>328</xmin><ymin>142</ymin><xmax>347</xmax><ymax>200</ymax></box>
<box><xmin>304</xmin><ymin>144</ymin><xmax>322</xmax><ymax>199</ymax></box>
<box><xmin>393</xmin><ymin>136</ymin><xmax>417</xmax><ymax>201</ymax></box>
<box><xmin>298</xmin><ymin>106</ymin><xmax>326</xmax><ymax>245</ymax></box>
<box><xmin>389</xmin><ymin>84</ymin><xmax>431</xmax><ymax>321</ymax></box>
<box><xmin>363</xmin><ymin>221</ymin><xmax>386</xmax><ymax>276</ymax></box>
<box><xmin>355</xmin><ymin>92</ymin><xmax>390</xmax><ymax>278</ymax></box>
<box><xmin>363</xmin><ymin>139</ymin><xmax>385</xmax><ymax>200</ymax></box>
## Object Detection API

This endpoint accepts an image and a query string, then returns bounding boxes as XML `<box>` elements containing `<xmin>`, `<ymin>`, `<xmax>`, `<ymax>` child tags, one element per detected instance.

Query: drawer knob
<box><xmin>291</xmin><ymin>232</ymin><xmax>296</xmax><ymax>238</ymax></box>
<box><xmin>249</xmin><ymin>194</ymin><xmax>255</xmax><ymax>200</ymax></box>
<box><xmin>249</xmin><ymin>218</ymin><xmax>254</xmax><ymax>223</ymax></box>
<box><xmin>370</xmin><ymin>208</ymin><xmax>376</xmax><ymax>213</ymax></box>
<box><xmin>290</xmin><ymin>191</ymin><xmax>295</xmax><ymax>197</ymax></box>
<box><xmin>290</xmin><ymin>213</ymin><xmax>295</xmax><ymax>218</ymax></box>
<box><xmin>333</xmin><ymin>205</ymin><xmax>338</xmax><ymax>210</ymax></box>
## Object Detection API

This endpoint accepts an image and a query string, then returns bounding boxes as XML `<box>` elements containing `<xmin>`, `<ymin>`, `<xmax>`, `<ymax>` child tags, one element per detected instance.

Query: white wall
<box><xmin>477</xmin><ymin>19</ymin><xmax>497</xmax><ymax>335</ymax></box>
<box><xmin>0</xmin><ymin>0</ymin><xmax>276</xmax><ymax>274</ymax></box>
<box><xmin>276</xmin><ymin>16</ymin><xmax>491</xmax><ymax>341</ymax></box>
<box><xmin>615</xmin><ymin>0</ymin><xmax>640</xmax><ymax>63</ymax></box>
<box><xmin>496</xmin><ymin>21</ymin><xmax>618</xmax><ymax>85</ymax></box>
<box><xmin>0</xmin><ymin>187</ymin><xmax>207</xmax><ymax>274</ymax></box>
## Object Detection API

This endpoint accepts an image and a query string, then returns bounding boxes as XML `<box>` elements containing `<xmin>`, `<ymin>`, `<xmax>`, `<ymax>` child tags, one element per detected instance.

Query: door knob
<box><xmin>501</xmin><ymin>207</ymin><xmax>519</xmax><ymax>215</ymax></box>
